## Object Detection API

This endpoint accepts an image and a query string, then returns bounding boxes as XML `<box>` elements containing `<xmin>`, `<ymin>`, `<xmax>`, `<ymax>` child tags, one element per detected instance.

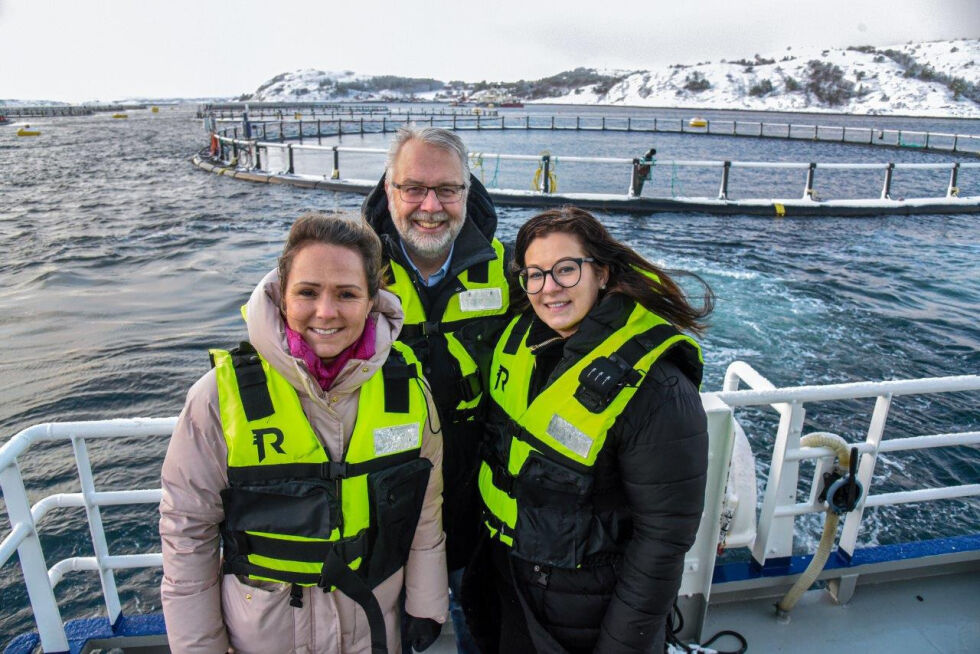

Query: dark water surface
<box><xmin>1</xmin><ymin>105</ymin><xmax>977</xmax><ymax>643</ymax></box>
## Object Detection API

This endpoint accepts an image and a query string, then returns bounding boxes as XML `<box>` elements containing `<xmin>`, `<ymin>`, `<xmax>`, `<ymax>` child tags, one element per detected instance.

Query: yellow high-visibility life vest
<box><xmin>213</xmin><ymin>340</ymin><xmax>430</xmax><ymax>589</ymax></box>
<box><xmin>478</xmin><ymin>303</ymin><xmax>702</xmax><ymax>567</ymax></box>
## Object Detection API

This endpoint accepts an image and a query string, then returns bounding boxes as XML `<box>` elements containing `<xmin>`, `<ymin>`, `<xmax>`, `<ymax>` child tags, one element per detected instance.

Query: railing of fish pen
<box><xmin>2</xmin><ymin>367</ymin><xmax>979</xmax><ymax>651</ymax></box>
<box><xmin>211</xmin><ymin>110</ymin><xmax>980</xmax><ymax>156</ymax></box>
<box><xmin>209</xmin><ymin>135</ymin><xmax>980</xmax><ymax>204</ymax></box>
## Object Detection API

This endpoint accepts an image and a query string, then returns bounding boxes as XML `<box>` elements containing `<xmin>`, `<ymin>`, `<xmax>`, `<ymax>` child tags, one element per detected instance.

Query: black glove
<box><xmin>405</xmin><ymin>615</ymin><xmax>442</xmax><ymax>652</ymax></box>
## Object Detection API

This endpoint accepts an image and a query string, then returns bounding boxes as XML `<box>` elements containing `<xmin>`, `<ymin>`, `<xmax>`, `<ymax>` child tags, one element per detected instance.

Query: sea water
<box><xmin>0</xmin><ymin>104</ymin><xmax>977</xmax><ymax>643</ymax></box>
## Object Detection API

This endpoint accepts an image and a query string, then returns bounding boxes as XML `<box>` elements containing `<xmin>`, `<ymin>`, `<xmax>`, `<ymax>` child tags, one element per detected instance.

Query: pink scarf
<box><xmin>284</xmin><ymin>316</ymin><xmax>377</xmax><ymax>391</ymax></box>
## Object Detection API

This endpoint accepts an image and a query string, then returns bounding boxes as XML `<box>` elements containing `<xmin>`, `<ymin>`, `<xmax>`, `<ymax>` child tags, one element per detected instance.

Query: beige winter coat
<box><xmin>160</xmin><ymin>270</ymin><xmax>448</xmax><ymax>653</ymax></box>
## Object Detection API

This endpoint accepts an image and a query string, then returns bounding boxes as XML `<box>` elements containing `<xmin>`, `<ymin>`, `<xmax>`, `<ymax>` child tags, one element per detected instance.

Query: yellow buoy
<box><xmin>113</xmin><ymin>113</ymin><xmax>128</xmax><ymax>119</ymax></box>
<box><xmin>688</xmin><ymin>117</ymin><xmax>708</xmax><ymax>128</ymax></box>
<box><xmin>151</xmin><ymin>106</ymin><xmax>159</xmax><ymax>113</ymax></box>
<box><xmin>294</xmin><ymin>112</ymin><xmax>302</xmax><ymax>120</ymax></box>
<box><xmin>17</xmin><ymin>127</ymin><xmax>41</xmax><ymax>136</ymax></box>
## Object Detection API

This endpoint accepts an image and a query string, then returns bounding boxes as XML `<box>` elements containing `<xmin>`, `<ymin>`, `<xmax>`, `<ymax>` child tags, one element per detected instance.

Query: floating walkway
<box><xmin>192</xmin><ymin>138</ymin><xmax>980</xmax><ymax>217</ymax></box>
<box><xmin>210</xmin><ymin>107</ymin><xmax>980</xmax><ymax>157</ymax></box>
<box><xmin>1</xmin><ymin>104</ymin><xmax>147</xmax><ymax>117</ymax></box>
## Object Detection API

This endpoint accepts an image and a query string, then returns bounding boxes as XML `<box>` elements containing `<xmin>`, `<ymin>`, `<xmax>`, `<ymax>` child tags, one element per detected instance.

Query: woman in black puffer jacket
<box><xmin>464</xmin><ymin>206</ymin><xmax>712</xmax><ymax>653</ymax></box>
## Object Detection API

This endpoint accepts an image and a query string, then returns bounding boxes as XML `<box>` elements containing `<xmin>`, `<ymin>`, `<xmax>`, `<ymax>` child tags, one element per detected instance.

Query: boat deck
<box><xmin>701</xmin><ymin>570</ymin><xmax>980</xmax><ymax>653</ymax></box>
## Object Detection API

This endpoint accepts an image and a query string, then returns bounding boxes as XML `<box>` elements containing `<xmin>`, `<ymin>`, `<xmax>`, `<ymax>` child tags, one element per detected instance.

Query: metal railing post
<box><xmin>287</xmin><ymin>144</ymin><xmax>294</xmax><ymax>174</ymax></box>
<box><xmin>881</xmin><ymin>163</ymin><xmax>894</xmax><ymax>200</ymax></box>
<box><xmin>803</xmin><ymin>162</ymin><xmax>817</xmax><ymax>200</ymax></box>
<box><xmin>0</xmin><ymin>464</ymin><xmax>70</xmax><ymax>652</ymax></box>
<box><xmin>837</xmin><ymin>394</ymin><xmax>892</xmax><ymax>562</ymax></box>
<box><xmin>73</xmin><ymin>437</ymin><xmax>122</xmax><ymax>623</ymax></box>
<box><xmin>947</xmin><ymin>162</ymin><xmax>960</xmax><ymax>197</ymax></box>
<box><xmin>331</xmin><ymin>146</ymin><xmax>340</xmax><ymax>179</ymax></box>
<box><xmin>255</xmin><ymin>145</ymin><xmax>262</xmax><ymax>170</ymax></box>
<box><xmin>718</xmin><ymin>161</ymin><xmax>731</xmax><ymax>200</ymax></box>
<box><xmin>298</xmin><ymin>120</ymin><xmax>303</xmax><ymax>144</ymax></box>
<box><xmin>317</xmin><ymin>119</ymin><xmax>322</xmax><ymax>145</ymax></box>
<box><xmin>542</xmin><ymin>154</ymin><xmax>551</xmax><ymax>193</ymax></box>
<box><xmin>751</xmin><ymin>401</ymin><xmax>806</xmax><ymax>566</ymax></box>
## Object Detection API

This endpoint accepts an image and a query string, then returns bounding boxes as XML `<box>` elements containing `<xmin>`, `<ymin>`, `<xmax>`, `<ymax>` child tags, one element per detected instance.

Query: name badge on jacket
<box><xmin>458</xmin><ymin>288</ymin><xmax>503</xmax><ymax>312</ymax></box>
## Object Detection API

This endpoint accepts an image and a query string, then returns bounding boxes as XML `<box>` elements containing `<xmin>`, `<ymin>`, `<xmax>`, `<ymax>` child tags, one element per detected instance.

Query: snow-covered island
<box><xmin>243</xmin><ymin>39</ymin><xmax>980</xmax><ymax>118</ymax></box>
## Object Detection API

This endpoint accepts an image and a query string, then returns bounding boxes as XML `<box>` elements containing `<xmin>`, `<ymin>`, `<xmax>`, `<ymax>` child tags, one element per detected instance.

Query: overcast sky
<box><xmin>2</xmin><ymin>0</ymin><xmax>977</xmax><ymax>102</ymax></box>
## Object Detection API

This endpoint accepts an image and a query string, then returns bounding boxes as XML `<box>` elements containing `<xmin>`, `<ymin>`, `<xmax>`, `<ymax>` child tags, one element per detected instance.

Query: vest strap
<box><xmin>320</xmin><ymin>547</ymin><xmax>389</xmax><ymax>654</ymax></box>
<box><xmin>502</xmin><ymin>313</ymin><xmax>533</xmax><ymax>355</ymax></box>
<box><xmin>400</xmin><ymin>321</ymin><xmax>441</xmax><ymax>339</ymax></box>
<box><xmin>227</xmin><ymin>448</ymin><xmax>421</xmax><ymax>484</ymax></box>
<box><xmin>230</xmin><ymin>342</ymin><xmax>275</xmax><ymax>421</ymax></box>
<box><xmin>505</xmin><ymin>417</ymin><xmax>591</xmax><ymax>475</ymax></box>
<box><xmin>467</xmin><ymin>259</ymin><xmax>489</xmax><ymax>284</ymax></box>
<box><xmin>481</xmin><ymin>442</ymin><xmax>516</xmax><ymax>495</ymax></box>
<box><xmin>382</xmin><ymin>354</ymin><xmax>416</xmax><ymax>414</ymax></box>
<box><xmin>457</xmin><ymin>371</ymin><xmax>481</xmax><ymax>403</ymax></box>
<box><xmin>235</xmin><ymin>530</ymin><xmax>367</xmax><ymax>564</ymax></box>
<box><xmin>226</xmin><ymin>561</ymin><xmax>321</xmax><ymax>585</ymax></box>
<box><xmin>399</xmin><ymin>316</ymin><xmax>477</xmax><ymax>340</ymax></box>
<box><xmin>617</xmin><ymin>323</ymin><xmax>681</xmax><ymax>367</ymax></box>
<box><xmin>483</xmin><ymin>509</ymin><xmax>515</xmax><ymax>541</ymax></box>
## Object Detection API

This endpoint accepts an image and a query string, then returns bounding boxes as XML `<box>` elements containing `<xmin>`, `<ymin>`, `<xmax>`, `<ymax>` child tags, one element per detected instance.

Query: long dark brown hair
<box><xmin>512</xmin><ymin>206</ymin><xmax>714</xmax><ymax>335</ymax></box>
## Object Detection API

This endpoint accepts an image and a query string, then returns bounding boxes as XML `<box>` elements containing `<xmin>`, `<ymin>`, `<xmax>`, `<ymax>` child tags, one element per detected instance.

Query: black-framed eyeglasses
<box><xmin>518</xmin><ymin>257</ymin><xmax>595</xmax><ymax>294</ymax></box>
<box><xmin>390</xmin><ymin>182</ymin><xmax>466</xmax><ymax>204</ymax></box>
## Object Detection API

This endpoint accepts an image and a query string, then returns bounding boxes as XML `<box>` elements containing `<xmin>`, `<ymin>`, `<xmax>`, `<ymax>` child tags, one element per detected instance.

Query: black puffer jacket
<box><xmin>362</xmin><ymin>174</ymin><xmax>507</xmax><ymax>571</ymax></box>
<box><xmin>469</xmin><ymin>293</ymin><xmax>708</xmax><ymax>654</ymax></box>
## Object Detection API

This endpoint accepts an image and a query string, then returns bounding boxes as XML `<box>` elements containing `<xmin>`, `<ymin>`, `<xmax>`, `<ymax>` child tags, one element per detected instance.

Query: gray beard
<box><xmin>394</xmin><ymin>208</ymin><xmax>465</xmax><ymax>261</ymax></box>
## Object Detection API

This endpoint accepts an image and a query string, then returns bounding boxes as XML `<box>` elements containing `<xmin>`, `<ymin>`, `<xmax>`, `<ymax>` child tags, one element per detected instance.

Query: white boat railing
<box><xmin>2</xmin><ymin>365</ymin><xmax>979</xmax><ymax>651</ymax></box>
<box><xmin>713</xmin><ymin>362</ymin><xmax>980</xmax><ymax>580</ymax></box>
<box><xmin>0</xmin><ymin>418</ymin><xmax>176</xmax><ymax>653</ymax></box>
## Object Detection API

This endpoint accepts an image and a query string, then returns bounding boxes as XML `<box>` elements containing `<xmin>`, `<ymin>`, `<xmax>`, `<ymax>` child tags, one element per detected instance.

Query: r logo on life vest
<box><xmin>494</xmin><ymin>365</ymin><xmax>509</xmax><ymax>391</ymax></box>
<box><xmin>252</xmin><ymin>427</ymin><xmax>285</xmax><ymax>461</ymax></box>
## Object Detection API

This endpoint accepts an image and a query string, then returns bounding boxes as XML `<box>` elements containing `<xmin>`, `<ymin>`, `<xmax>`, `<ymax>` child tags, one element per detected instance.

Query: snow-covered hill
<box><xmin>245</xmin><ymin>38</ymin><xmax>980</xmax><ymax>117</ymax></box>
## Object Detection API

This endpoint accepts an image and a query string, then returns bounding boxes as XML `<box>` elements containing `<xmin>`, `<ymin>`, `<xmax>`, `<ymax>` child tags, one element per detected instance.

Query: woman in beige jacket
<box><xmin>160</xmin><ymin>212</ymin><xmax>448</xmax><ymax>653</ymax></box>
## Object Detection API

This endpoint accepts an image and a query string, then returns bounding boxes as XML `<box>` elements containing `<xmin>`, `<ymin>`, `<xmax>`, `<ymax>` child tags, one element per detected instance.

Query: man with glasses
<box><xmin>363</xmin><ymin>126</ymin><xmax>509</xmax><ymax>653</ymax></box>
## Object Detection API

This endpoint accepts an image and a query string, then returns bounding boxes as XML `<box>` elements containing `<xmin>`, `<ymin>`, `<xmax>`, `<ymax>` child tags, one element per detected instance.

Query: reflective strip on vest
<box><xmin>212</xmin><ymin>341</ymin><xmax>427</xmax><ymax>584</ymax></box>
<box><xmin>479</xmin><ymin>303</ymin><xmax>702</xmax><ymax>545</ymax></box>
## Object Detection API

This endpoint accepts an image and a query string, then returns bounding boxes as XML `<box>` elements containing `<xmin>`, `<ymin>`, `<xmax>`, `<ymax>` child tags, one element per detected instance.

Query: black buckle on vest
<box><xmin>575</xmin><ymin>354</ymin><xmax>642</xmax><ymax>414</ymax></box>
<box><xmin>321</xmin><ymin>461</ymin><xmax>349</xmax><ymax>479</ymax></box>
<box><xmin>480</xmin><ymin>442</ymin><xmax>515</xmax><ymax>494</ymax></box>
